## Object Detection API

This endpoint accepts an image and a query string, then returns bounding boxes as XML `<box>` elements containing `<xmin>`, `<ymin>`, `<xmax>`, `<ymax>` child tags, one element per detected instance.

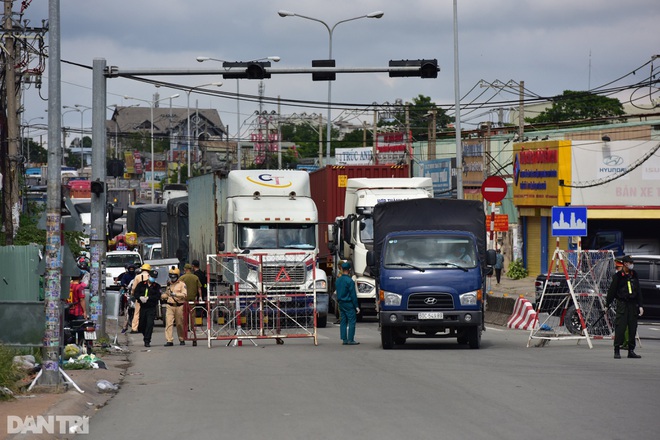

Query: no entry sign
<box><xmin>481</xmin><ymin>176</ymin><xmax>507</xmax><ymax>203</ymax></box>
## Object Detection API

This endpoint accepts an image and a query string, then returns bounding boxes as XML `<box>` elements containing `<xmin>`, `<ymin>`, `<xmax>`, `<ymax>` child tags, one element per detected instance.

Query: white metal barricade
<box><xmin>186</xmin><ymin>253</ymin><xmax>318</xmax><ymax>347</ymax></box>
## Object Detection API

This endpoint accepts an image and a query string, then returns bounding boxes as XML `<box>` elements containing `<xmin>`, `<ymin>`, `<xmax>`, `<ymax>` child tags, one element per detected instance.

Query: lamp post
<box><xmin>24</xmin><ymin>116</ymin><xmax>44</xmax><ymax>165</ymax></box>
<box><xmin>63</xmin><ymin>104</ymin><xmax>92</xmax><ymax>170</ymax></box>
<box><xmin>277</xmin><ymin>9</ymin><xmax>384</xmax><ymax>165</ymax></box>
<box><xmin>196</xmin><ymin>56</ymin><xmax>280</xmax><ymax>170</ymax></box>
<box><xmin>124</xmin><ymin>93</ymin><xmax>180</xmax><ymax>203</ymax></box>
<box><xmin>61</xmin><ymin>108</ymin><xmax>79</xmax><ymax>167</ymax></box>
<box><xmin>183</xmin><ymin>82</ymin><xmax>223</xmax><ymax>178</ymax></box>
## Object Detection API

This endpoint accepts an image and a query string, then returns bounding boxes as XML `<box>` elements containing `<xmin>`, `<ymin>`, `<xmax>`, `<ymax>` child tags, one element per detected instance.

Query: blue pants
<box><xmin>338</xmin><ymin>302</ymin><xmax>357</xmax><ymax>342</ymax></box>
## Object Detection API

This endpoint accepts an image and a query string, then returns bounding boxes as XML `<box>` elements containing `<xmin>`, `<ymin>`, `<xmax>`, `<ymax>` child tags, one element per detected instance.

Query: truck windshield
<box><xmin>107</xmin><ymin>254</ymin><xmax>142</xmax><ymax>268</ymax></box>
<box><xmin>238</xmin><ymin>224</ymin><xmax>316</xmax><ymax>250</ymax></box>
<box><xmin>383</xmin><ymin>235</ymin><xmax>477</xmax><ymax>269</ymax></box>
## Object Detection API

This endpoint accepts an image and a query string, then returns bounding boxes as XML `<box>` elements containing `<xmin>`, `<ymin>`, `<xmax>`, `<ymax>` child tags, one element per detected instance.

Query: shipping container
<box><xmin>309</xmin><ymin>165</ymin><xmax>410</xmax><ymax>269</ymax></box>
<box><xmin>108</xmin><ymin>187</ymin><xmax>138</xmax><ymax>210</ymax></box>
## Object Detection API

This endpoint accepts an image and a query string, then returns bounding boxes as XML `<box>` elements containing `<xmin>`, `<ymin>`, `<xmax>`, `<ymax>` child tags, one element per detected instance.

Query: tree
<box><xmin>381</xmin><ymin>95</ymin><xmax>451</xmax><ymax>141</ymax></box>
<box><xmin>526</xmin><ymin>90</ymin><xmax>625</xmax><ymax>124</ymax></box>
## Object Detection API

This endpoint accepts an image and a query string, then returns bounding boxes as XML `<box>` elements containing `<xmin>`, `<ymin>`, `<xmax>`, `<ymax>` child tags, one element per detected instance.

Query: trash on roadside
<box><xmin>96</xmin><ymin>380</ymin><xmax>119</xmax><ymax>393</ymax></box>
<box><xmin>12</xmin><ymin>355</ymin><xmax>36</xmax><ymax>370</ymax></box>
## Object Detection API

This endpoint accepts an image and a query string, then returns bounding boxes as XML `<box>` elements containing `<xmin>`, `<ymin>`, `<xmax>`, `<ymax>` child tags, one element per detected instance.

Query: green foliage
<box><xmin>381</xmin><ymin>94</ymin><xmax>451</xmax><ymax>141</ymax></box>
<box><xmin>506</xmin><ymin>258</ymin><xmax>529</xmax><ymax>280</ymax></box>
<box><xmin>526</xmin><ymin>90</ymin><xmax>625</xmax><ymax>124</ymax></box>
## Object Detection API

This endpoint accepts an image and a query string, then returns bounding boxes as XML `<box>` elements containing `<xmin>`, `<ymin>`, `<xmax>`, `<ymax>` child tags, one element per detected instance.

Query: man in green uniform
<box><xmin>335</xmin><ymin>261</ymin><xmax>360</xmax><ymax>345</ymax></box>
<box><xmin>606</xmin><ymin>255</ymin><xmax>643</xmax><ymax>359</ymax></box>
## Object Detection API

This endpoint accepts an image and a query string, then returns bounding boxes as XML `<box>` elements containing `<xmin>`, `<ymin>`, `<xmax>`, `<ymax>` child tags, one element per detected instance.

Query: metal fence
<box><xmin>182</xmin><ymin>253</ymin><xmax>318</xmax><ymax>347</ymax></box>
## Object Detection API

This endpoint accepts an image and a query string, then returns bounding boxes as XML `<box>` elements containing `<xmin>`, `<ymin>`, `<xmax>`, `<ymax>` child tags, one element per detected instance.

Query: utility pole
<box><xmin>518</xmin><ymin>80</ymin><xmax>525</xmax><ymax>141</ymax></box>
<box><xmin>3</xmin><ymin>0</ymin><xmax>19</xmax><ymax>243</ymax></box>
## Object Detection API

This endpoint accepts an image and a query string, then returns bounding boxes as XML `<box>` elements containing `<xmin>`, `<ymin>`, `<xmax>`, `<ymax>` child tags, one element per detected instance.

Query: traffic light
<box><xmin>90</xmin><ymin>179</ymin><xmax>105</xmax><ymax>196</ymax></box>
<box><xmin>312</xmin><ymin>59</ymin><xmax>336</xmax><ymax>81</ymax></box>
<box><xmin>388</xmin><ymin>59</ymin><xmax>439</xmax><ymax>78</ymax></box>
<box><xmin>222</xmin><ymin>61</ymin><xmax>271</xmax><ymax>79</ymax></box>
<box><xmin>107</xmin><ymin>203</ymin><xmax>124</xmax><ymax>239</ymax></box>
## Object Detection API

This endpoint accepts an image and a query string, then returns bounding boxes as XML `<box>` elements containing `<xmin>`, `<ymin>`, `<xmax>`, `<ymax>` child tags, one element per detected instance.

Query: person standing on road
<box><xmin>130</xmin><ymin>263</ymin><xmax>151</xmax><ymax>333</ymax></box>
<box><xmin>133</xmin><ymin>269</ymin><xmax>161</xmax><ymax>347</ymax></box>
<box><xmin>606</xmin><ymin>255</ymin><xmax>643</xmax><ymax>359</ymax></box>
<box><xmin>494</xmin><ymin>249</ymin><xmax>505</xmax><ymax>284</ymax></box>
<box><xmin>161</xmin><ymin>267</ymin><xmax>188</xmax><ymax>346</ymax></box>
<box><xmin>191</xmin><ymin>260</ymin><xmax>207</xmax><ymax>300</ymax></box>
<box><xmin>335</xmin><ymin>261</ymin><xmax>360</xmax><ymax>345</ymax></box>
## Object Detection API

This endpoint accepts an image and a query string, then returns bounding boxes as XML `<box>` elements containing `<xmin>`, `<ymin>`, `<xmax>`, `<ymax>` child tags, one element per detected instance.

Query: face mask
<box><xmin>169</xmin><ymin>275</ymin><xmax>179</xmax><ymax>282</ymax></box>
<box><xmin>148</xmin><ymin>277</ymin><xmax>156</xmax><ymax>283</ymax></box>
<box><xmin>625</xmin><ymin>263</ymin><xmax>634</xmax><ymax>270</ymax></box>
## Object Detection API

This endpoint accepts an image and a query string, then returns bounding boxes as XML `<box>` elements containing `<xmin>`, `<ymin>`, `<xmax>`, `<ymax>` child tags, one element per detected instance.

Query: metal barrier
<box><xmin>182</xmin><ymin>253</ymin><xmax>318</xmax><ymax>347</ymax></box>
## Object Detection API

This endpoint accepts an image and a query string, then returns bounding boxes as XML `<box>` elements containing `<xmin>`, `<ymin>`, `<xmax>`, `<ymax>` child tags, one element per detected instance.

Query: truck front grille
<box><xmin>261</xmin><ymin>265</ymin><xmax>306</xmax><ymax>285</ymax></box>
<box><xmin>408</xmin><ymin>293</ymin><xmax>454</xmax><ymax>310</ymax></box>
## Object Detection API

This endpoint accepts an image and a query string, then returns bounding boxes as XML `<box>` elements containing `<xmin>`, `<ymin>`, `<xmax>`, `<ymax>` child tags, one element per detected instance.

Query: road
<box><xmin>87</xmin><ymin>318</ymin><xmax>660</xmax><ymax>440</ymax></box>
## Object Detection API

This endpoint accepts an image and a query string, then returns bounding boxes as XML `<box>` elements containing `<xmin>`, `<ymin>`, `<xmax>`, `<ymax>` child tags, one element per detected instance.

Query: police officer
<box><xmin>605</xmin><ymin>255</ymin><xmax>643</xmax><ymax>359</ymax></box>
<box><xmin>130</xmin><ymin>263</ymin><xmax>152</xmax><ymax>333</ymax></box>
<box><xmin>133</xmin><ymin>269</ymin><xmax>161</xmax><ymax>347</ymax></box>
<box><xmin>162</xmin><ymin>267</ymin><xmax>187</xmax><ymax>346</ymax></box>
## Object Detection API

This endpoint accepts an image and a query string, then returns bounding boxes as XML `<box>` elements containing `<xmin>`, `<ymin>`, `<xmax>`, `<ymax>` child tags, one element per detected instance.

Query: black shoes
<box><xmin>628</xmin><ymin>350</ymin><xmax>641</xmax><ymax>359</ymax></box>
<box><xmin>614</xmin><ymin>347</ymin><xmax>621</xmax><ymax>359</ymax></box>
<box><xmin>179</xmin><ymin>341</ymin><xmax>185</xmax><ymax>346</ymax></box>
<box><xmin>164</xmin><ymin>342</ymin><xmax>174</xmax><ymax>347</ymax></box>
<box><xmin>144</xmin><ymin>342</ymin><xmax>150</xmax><ymax>347</ymax></box>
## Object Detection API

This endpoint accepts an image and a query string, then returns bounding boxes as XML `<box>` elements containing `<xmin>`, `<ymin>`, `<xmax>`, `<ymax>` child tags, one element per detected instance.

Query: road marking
<box><xmin>485</xmin><ymin>326</ymin><xmax>505</xmax><ymax>332</ymax></box>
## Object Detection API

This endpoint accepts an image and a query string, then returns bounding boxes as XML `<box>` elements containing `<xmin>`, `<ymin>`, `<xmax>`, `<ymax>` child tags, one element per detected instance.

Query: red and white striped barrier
<box><xmin>507</xmin><ymin>297</ymin><xmax>537</xmax><ymax>330</ymax></box>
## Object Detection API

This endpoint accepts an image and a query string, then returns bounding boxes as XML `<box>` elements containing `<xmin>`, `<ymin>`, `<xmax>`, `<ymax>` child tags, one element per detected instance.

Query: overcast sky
<box><xmin>20</xmin><ymin>0</ymin><xmax>659</xmax><ymax>142</ymax></box>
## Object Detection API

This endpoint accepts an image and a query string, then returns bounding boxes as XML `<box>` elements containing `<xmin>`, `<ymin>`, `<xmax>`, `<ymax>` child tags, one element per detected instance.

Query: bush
<box><xmin>0</xmin><ymin>345</ymin><xmax>37</xmax><ymax>401</ymax></box>
<box><xmin>506</xmin><ymin>258</ymin><xmax>528</xmax><ymax>280</ymax></box>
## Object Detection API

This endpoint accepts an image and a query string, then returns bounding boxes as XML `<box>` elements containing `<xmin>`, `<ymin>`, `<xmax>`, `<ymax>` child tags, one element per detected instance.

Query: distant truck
<box><xmin>328</xmin><ymin>176</ymin><xmax>433</xmax><ymax>318</ymax></box>
<box><xmin>161</xmin><ymin>183</ymin><xmax>187</xmax><ymax>205</ymax></box>
<box><xmin>367</xmin><ymin>198</ymin><xmax>495</xmax><ymax>349</ymax></box>
<box><xmin>188</xmin><ymin>170</ymin><xmax>329</xmax><ymax>327</ymax></box>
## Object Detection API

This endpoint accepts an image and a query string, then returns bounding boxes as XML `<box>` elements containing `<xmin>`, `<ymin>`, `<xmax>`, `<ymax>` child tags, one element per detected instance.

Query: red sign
<box><xmin>486</xmin><ymin>214</ymin><xmax>509</xmax><ymax>232</ymax></box>
<box><xmin>481</xmin><ymin>176</ymin><xmax>507</xmax><ymax>203</ymax></box>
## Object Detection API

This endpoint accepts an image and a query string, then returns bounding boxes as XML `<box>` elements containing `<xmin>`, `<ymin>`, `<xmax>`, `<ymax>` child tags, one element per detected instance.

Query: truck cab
<box><xmin>331</xmin><ymin>178</ymin><xmax>433</xmax><ymax>317</ymax></box>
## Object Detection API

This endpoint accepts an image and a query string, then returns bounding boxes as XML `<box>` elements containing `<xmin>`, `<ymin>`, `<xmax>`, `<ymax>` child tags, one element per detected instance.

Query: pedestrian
<box><xmin>191</xmin><ymin>260</ymin><xmax>207</xmax><ymax>300</ymax></box>
<box><xmin>605</xmin><ymin>255</ymin><xmax>643</xmax><ymax>359</ymax></box>
<box><xmin>161</xmin><ymin>267</ymin><xmax>188</xmax><ymax>346</ymax></box>
<box><xmin>130</xmin><ymin>263</ymin><xmax>151</xmax><ymax>333</ymax></box>
<box><xmin>66</xmin><ymin>274</ymin><xmax>88</xmax><ymax>322</ymax></box>
<box><xmin>335</xmin><ymin>261</ymin><xmax>360</xmax><ymax>345</ymax></box>
<box><xmin>133</xmin><ymin>269</ymin><xmax>161</xmax><ymax>347</ymax></box>
<box><xmin>180</xmin><ymin>264</ymin><xmax>203</xmax><ymax>302</ymax></box>
<box><xmin>494</xmin><ymin>249</ymin><xmax>505</xmax><ymax>284</ymax></box>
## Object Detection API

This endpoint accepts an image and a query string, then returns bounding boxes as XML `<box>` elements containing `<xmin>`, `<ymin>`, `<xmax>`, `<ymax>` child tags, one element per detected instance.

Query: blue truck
<box><xmin>367</xmin><ymin>198</ymin><xmax>495</xmax><ymax>349</ymax></box>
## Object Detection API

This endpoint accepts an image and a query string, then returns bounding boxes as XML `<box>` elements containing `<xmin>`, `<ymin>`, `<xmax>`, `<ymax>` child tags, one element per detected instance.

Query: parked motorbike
<box><xmin>63</xmin><ymin>317</ymin><xmax>97</xmax><ymax>354</ymax></box>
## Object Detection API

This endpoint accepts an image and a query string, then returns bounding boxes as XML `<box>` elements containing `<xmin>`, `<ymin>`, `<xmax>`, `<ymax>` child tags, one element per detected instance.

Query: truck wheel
<box><xmin>317</xmin><ymin>313</ymin><xmax>327</xmax><ymax>328</ymax></box>
<box><xmin>564</xmin><ymin>306</ymin><xmax>583</xmax><ymax>335</ymax></box>
<box><xmin>457</xmin><ymin>333</ymin><xmax>468</xmax><ymax>345</ymax></box>
<box><xmin>467</xmin><ymin>326</ymin><xmax>481</xmax><ymax>349</ymax></box>
<box><xmin>381</xmin><ymin>326</ymin><xmax>394</xmax><ymax>350</ymax></box>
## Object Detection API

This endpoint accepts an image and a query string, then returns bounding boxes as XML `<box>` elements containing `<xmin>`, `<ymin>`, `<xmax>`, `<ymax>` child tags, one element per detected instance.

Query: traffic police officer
<box><xmin>162</xmin><ymin>267</ymin><xmax>187</xmax><ymax>346</ymax></box>
<box><xmin>606</xmin><ymin>255</ymin><xmax>643</xmax><ymax>359</ymax></box>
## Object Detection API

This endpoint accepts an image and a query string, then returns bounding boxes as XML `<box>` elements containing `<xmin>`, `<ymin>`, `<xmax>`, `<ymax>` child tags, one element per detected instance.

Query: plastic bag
<box><xmin>96</xmin><ymin>380</ymin><xmax>119</xmax><ymax>393</ymax></box>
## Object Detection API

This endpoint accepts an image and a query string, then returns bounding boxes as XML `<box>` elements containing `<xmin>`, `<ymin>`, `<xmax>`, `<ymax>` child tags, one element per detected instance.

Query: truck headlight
<box><xmin>459</xmin><ymin>291</ymin><xmax>478</xmax><ymax>306</ymax></box>
<box><xmin>313</xmin><ymin>279</ymin><xmax>327</xmax><ymax>291</ymax></box>
<box><xmin>382</xmin><ymin>291</ymin><xmax>402</xmax><ymax>306</ymax></box>
<box><xmin>356</xmin><ymin>281</ymin><xmax>375</xmax><ymax>295</ymax></box>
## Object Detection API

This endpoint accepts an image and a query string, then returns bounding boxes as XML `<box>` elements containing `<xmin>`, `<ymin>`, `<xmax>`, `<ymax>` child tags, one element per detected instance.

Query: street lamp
<box><xmin>124</xmin><ymin>93</ymin><xmax>180</xmax><ymax>203</ymax></box>
<box><xmin>277</xmin><ymin>9</ymin><xmax>384</xmax><ymax>165</ymax></box>
<box><xmin>63</xmin><ymin>104</ymin><xmax>92</xmax><ymax>170</ymax></box>
<box><xmin>183</xmin><ymin>82</ymin><xmax>223</xmax><ymax>177</ymax></box>
<box><xmin>23</xmin><ymin>116</ymin><xmax>44</xmax><ymax>164</ymax></box>
<box><xmin>196</xmin><ymin>56</ymin><xmax>280</xmax><ymax>170</ymax></box>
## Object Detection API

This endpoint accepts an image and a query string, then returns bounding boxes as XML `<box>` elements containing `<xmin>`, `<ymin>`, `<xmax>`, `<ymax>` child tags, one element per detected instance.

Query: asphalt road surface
<box><xmin>87</xmin><ymin>319</ymin><xmax>660</xmax><ymax>440</ymax></box>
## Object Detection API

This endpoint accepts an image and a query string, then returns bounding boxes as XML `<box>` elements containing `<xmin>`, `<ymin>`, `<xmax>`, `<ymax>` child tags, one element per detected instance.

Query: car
<box><xmin>106</xmin><ymin>250</ymin><xmax>143</xmax><ymax>290</ymax></box>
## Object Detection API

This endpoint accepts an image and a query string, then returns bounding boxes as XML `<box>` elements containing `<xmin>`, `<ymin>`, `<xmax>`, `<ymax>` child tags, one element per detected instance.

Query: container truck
<box><xmin>188</xmin><ymin>170</ymin><xmax>329</xmax><ymax>327</ymax></box>
<box><xmin>309</xmin><ymin>166</ymin><xmax>432</xmax><ymax>318</ymax></box>
<box><xmin>367</xmin><ymin>198</ymin><xmax>496</xmax><ymax>349</ymax></box>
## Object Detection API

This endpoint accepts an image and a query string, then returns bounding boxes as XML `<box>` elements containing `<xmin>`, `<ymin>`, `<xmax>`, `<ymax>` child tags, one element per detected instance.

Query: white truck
<box><xmin>330</xmin><ymin>177</ymin><xmax>434</xmax><ymax>318</ymax></box>
<box><xmin>188</xmin><ymin>170</ymin><xmax>329</xmax><ymax>327</ymax></box>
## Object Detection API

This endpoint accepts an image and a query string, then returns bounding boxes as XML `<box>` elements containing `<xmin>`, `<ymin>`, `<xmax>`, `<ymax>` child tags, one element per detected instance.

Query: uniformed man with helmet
<box><xmin>129</xmin><ymin>263</ymin><xmax>152</xmax><ymax>333</ymax></box>
<box><xmin>162</xmin><ymin>266</ymin><xmax>188</xmax><ymax>346</ymax></box>
<box><xmin>606</xmin><ymin>255</ymin><xmax>644</xmax><ymax>359</ymax></box>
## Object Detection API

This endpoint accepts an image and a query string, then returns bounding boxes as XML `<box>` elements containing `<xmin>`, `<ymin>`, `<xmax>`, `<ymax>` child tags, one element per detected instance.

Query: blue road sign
<box><xmin>551</xmin><ymin>206</ymin><xmax>588</xmax><ymax>237</ymax></box>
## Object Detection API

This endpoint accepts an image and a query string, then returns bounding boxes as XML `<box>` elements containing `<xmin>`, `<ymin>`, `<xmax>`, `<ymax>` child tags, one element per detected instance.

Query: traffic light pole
<box><xmin>91</xmin><ymin>59</ymin><xmax>108</xmax><ymax>338</ymax></box>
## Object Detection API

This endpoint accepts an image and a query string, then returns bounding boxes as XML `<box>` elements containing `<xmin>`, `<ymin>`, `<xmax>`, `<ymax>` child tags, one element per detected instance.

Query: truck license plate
<box><xmin>418</xmin><ymin>312</ymin><xmax>443</xmax><ymax>320</ymax></box>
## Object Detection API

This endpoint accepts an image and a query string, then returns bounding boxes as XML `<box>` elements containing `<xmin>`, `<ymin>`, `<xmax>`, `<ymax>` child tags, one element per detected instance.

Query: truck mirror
<box><xmin>366</xmin><ymin>250</ymin><xmax>374</xmax><ymax>267</ymax></box>
<box><xmin>217</xmin><ymin>225</ymin><xmax>225</xmax><ymax>252</ymax></box>
<box><xmin>486</xmin><ymin>249</ymin><xmax>497</xmax><ymax>266</ymax></box>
